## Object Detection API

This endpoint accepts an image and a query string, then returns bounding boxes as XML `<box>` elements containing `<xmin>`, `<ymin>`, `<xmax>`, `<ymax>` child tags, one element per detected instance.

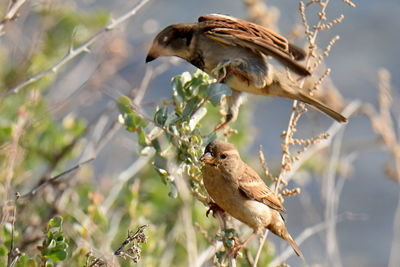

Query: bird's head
<box><xmin>200</xmin><ymin>141</ymin><xmax>240</xmax><ymax>170</ymax></box>
<box><xmin>145</xmin><ymin>24</ymin><xmax>195</xmax><ymax>63</ymax></box>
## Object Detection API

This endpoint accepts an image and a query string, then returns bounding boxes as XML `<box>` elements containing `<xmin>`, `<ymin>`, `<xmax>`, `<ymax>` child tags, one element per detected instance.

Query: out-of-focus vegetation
<box><xmin>1</xmin><ymin>0</ymin><xmax>399</xmax><ymax>267</ymax></box>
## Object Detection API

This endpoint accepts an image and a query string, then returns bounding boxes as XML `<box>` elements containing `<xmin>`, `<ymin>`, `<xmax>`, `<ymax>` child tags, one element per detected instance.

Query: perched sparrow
<box><xmin>201</xmin><ymin>141</ymin><xmax>304</xmax><ymax>259</ymax></box>
<box><xmin>146</xmin><ymin>14</ymin><xmax>347</xmax><ymax>127</ymax></box>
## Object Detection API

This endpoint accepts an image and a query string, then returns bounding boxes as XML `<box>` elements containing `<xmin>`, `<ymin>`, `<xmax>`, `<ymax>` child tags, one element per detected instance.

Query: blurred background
<box><xmin>1</xmin><ymin>0</ymin><xmax>399</xmax><ymax>266</ymax></box>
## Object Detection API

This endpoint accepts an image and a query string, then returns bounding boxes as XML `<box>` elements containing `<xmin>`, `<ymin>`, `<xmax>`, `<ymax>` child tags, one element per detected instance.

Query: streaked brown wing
<box><xmin>238</xmin><ymin>164</ymin><xmax>285</xmax><ymax>212</ymax></box>
<box><xmin>198</xmin><ymin>14</ymin><xmax>310</xmax><ymax>76</ymax></box>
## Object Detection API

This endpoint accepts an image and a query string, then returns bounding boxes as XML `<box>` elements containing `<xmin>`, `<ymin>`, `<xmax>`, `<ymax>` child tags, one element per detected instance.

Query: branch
<box><xmin>0</xmin><ymin>0</ymin><xmax>28</xmax><ymax>36</ymax></box>
<box><xmin>270</xmin><ymin>220</ymin><xmax>328</xmax><ymax>266</ymax></box>
<box><xmin>1</xmin><ymin>0</ymin><xmax>150</xmax><ymax>98</ymax></box>
<box><xmin>194</xmin><ymin>241</ymin><xmax>223</xmax><ymax>267</ymax></box>
<box><xmin>18</xmin><ymin>157</ymin><xmax>94</xmax><ymax>200</ymax></box>
<box><xmin>389</xmin><ymin>188</ymin><xmax>400</xmax><ymax>267</ymax></box>
<box><xmin>101</xmin><ymin>149</ymin><xmax>156</xmax><ymax>213</ymax></box>
<box><xmin>323</xmin><ymin>129</ymin><xmax>345</xmax><ymax>267</ymax></box>
<box><xmin>252</xmin><ymin>229</ymin><xmax>268</xmax><ymax>267</ymax></box>
<box><xmin>114</xmin><ymin>225</ymin><xmax>148</xmax><ymax>256</ymax></box>
<box><xmin>6</xmin><ymin>194</ymin><xmax>20</xmax><ymax>267</ymax></box>
<box><xmin>276</xmin><ymin>0</ymin><xmax>354</xmax><ymax>192</ymax></box>
<box><xmin>269</xmin><ymin>212</ymin><xmax>354</xmax><ymax>266</ymax></box>
<box><xmin>281</xmin><ymin>100</ymin><xmax>360</xmax><ymax>183</ymax></box>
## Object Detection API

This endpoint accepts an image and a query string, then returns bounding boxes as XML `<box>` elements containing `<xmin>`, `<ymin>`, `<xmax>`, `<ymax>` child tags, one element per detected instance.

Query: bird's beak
<box><xmin>145</xmin><ymin>53</ymin><xmax>157</xmax><ymax>63</ymax></box>
<box><xmin>200</xmin><ymin>152</ymin><xmax>215</xmax><ymax>165</ymax></box>
<box><xmin>145</xmin><ymin>44</ymin><xmax>159</xmax><ymax>63</ymax></box>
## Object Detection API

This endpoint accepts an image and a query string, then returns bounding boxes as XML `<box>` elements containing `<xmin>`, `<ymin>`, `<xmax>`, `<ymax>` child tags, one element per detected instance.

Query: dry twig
<box><xmin>1</xmin><ymin>0</ymin><xmax>150</xmax><ymax>97</ymax></box>
<box><xmin>0</xmin><ymin>0</ymin><xmax>29</xmax><ymax>36</ymax></box>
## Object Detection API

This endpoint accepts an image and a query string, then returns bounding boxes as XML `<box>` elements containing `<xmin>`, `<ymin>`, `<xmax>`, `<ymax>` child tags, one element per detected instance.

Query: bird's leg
<box><xmin>228</xmin><ymin>232</ymin><xmax>257</xmax><ymax>258</ymax></box>
<box><xmin>212</xmin><ymin>59</ymin><xmax>245</xmax><ymax>83</ymax></box>
<box><xmin>206</xmin><ymin>201</ymin><xmax>224</xmax><ymax>217</ymax></box>
<box><xmin>215</xmin><ymin>90</ymin><xmax>243</xmax><ymax>131</ymax></box>
<box><xmin>211</xmin><ymin>60</ymin><xmax>231</xmax><ymax>83</ymax></box>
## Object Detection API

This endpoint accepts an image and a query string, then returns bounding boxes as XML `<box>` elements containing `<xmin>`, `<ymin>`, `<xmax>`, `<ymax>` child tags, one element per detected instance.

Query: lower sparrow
<box><xmin>201</xmin><ymin>141</ymin><xmax>304</xmax><ymax>259</ymax></box>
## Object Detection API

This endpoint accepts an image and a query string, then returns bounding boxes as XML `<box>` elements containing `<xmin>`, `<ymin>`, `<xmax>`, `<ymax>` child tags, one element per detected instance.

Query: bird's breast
<box><xmin>203</xmin><ymin>166</ymin><xmax>273</xmax><ymax>232</ymax></box>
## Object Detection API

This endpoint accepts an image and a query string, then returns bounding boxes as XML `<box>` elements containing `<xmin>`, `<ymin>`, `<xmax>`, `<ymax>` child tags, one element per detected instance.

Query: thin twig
<box><xmin>6</xmin><ymin>194</ymin><xmax>20</xmax><ymax>267</ymax></box>
<box><xmin>281</xmin><ymin>100</ymin><xmax>360</xmax><ymax>184</ymax></box>
<box><xmin>270</xmin><ymin>212</ymin><xmax>352</xmax><ymax>266</ymax></box>
<box><xmin>18</xmin><ymin>157</ymin><xmax>94</xmax><ymax>200</ymax></box>
<box><xmin>0</xmin><ymin>0</ymin><xmax>28</xmax><ymax>36</ymax></box>
<box><xmin>114</xmin><ymin>225</ymin><xmax>148</xmax><ymax>256</ymax></box>
<box><xmin>1</xmin><ymin>0</ymin><xmax>150</xmax><ymax>97</ymax></box>
<box><xmin>194</xmin><ymin>241</ymin><xmax>223</xmax><ymax>267</ymax></box>
<box><xmin>101</xmin><ymin>150</ymin><xmax>155</xmax><ymax>213</ymax></box>
<box><xmin>252</xmin><ymin>229</ymin><xmax>268</xmax><ymax>267</ymax></box>
<box><xmin>276</xmin><ymin>0</ymin><xmax>336</xmax><ymax>192</ymax></box>
<box><xmin>389</xmin><ymin>188</ymin><xmax>400</xmax><ymax>267</ymax></box>
<box><xmin>323</xmin><ymin>128</ymin><xmax>344</xmax><ymax>267</ymax></box>
<box><xmin>173</xmin><ymin>162</ymin><xmax>198</xmax><ymax>266</ymax></box>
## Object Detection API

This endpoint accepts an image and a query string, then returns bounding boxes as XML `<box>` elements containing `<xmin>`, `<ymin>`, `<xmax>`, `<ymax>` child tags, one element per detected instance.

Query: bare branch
<box><xmin>389</xmin><ymin>190</ymin><xmax>400</xmax><ymax>267</ymax></box>
<box><xmin>253</xmin><ymin>229</ymin><xmax>268</xmax><ymax>267</ymax></box>
<box><xmin>281</xmin><ymin>100</ymin><xmax>360</xmax><ymax>184</ymax></box>
<box><xmin>6</xmin><ymin>194</ymin><xmax>20</xmax><ymax>267</ymax></box>
<box><xmin>269</xmin><ymin>212</ymin><xmax>356</xmax><ymax>266</ymax></box>
<box><xmin>0</xmin><ymin>0</ymin><xmax>28</xmax><ymax>36</ymax></box>
<box><xmin>18</xmin><ymin>157</ymin><xmax>94</xmax><ymax>200</ymax></box>
<box><xmin>1</xmin><ymin>0</ymin><xmax>150</xmax><ymax>98</ymax></box>
<box><xmin>101</xmin><ymin>149</ymin><xmax>155</xmax><ymax>213</ymax></box>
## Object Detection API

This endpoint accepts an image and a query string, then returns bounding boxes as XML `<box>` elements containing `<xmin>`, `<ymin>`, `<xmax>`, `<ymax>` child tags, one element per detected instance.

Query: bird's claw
<box><xmin>228</xmin><ymin>237</ymin><xmax>245</xmax><ymax>258</ymax></box>
<box><xmin>212</xmin><ymin>61</ymin><xmax>230</xmax><ymax>83</ymax></box>
<box><xmin>215</xmin><ymin>113</ymin><xmax>233</xmax><ymax>131</ymax></box>
<box><xmin>206</xmin><ymin>202</ymin><xmax>224</xmax><ymax>217</ymax></box>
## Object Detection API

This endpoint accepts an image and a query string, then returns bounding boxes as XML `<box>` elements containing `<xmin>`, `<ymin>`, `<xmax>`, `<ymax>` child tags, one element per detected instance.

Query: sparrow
<box><xmin>200</xmin><ymin>140</ymin><xmax>304</xmax><ymax>259</ymax></box>
<box><xmin>146</xmin><ymin>14</ymin><xmax>347</xmax><ymax>128</ymax></box>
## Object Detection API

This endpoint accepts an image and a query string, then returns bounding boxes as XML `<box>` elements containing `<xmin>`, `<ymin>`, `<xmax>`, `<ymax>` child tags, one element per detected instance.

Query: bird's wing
<box><xmin>198</xmin><ymin>14</ymin><xmax>310</xmax><ymax>76</ymax></box>
<box><xmin>237</xmin><ymin>164</ymin><xmax>285</xmax><ymax>212</ymax></box>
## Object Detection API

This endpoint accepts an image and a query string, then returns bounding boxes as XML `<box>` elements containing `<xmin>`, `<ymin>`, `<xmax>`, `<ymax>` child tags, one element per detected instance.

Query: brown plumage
<box><xmin>201</xmin><ymin>141</ymin><xmax>304</xmax><ymax>259</ymax></box>
<box><xmin>146</xmin><ymin>14</ymin><xmax>347</xmax><ymax>127</ymax></box>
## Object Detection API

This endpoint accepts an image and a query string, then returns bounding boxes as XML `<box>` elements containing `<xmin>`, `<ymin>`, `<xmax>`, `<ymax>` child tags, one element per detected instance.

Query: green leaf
<box><xmin>171</xmin><ymin>75</ymin><xmax>185</xmax><ymax>102</ymax></box>
<box><xmin>202</xmin><ymin>133</ymin><xmax>217</xmax><ymax>147</ymax></box>
<box><xmin>48</xmin><ymin>216</ymin><xmax>63</xmax><ymax>228</ymax></box>
<box><xmin>117</xmin><ymin>96</ymin><xmax>148</xmax><ymax>132</ymax></box>
<box><xmin>0</xmin><ymin>126</ymin><xmax>12</xmax><ymax>143</ymax></box>
<box><xmin>47</xmin><ymin>239</ymin><xmax>56</xmax><ymax>249</ymax></box>
<box><xmin>46</xmin><ymin>249</ymin><xmax>67</xmax><ymax>262</ymax></box>
<box><xmin>25</xmin><ymin>258</ymin><xmax>37</xmax><ymax>267</ymax></box>
<box><xmin>14</xmin><ymin>255</ymin><xmax>31</xmax><ymax>267</ymax></box>
<box><xmin>55</xmin><ymin>241</ymin><xmax>68</xmax><ymax>250</ymax></box>
<box><xmin>163</xmin><ymin>112</ymin><xmax>180</xmax><ymax>126</ymax></box>
<box><xmin>181</xmin><ymin>98</ymin><xmax>202</xmax><ymax>119</ymax></box>
<box><xmin>0</xmin><ymin>244</ymin><xmax>7</xmax><ymax>256</ymax></box>
<box><xmin>180</xmin><ymin>71</ymin><xmax>193</xmax><ymax>86</ymax></box>
<box><xmin>154</xmin><ymin>107</ymin><xmax>168</xmax><ymax>127</ymax></box>
<box><xmin>138</xmin><ymin>127</ymin><xmax>149</xmax><ymax>147</ymax></box>
<box><xmin>116</xmin><ymin>96</ymin><xmax>132</xmax><ymax>114</ymax></box>
<box><xmin>207</xmin><ymin>83</ymin><xmax>232</xmax><ymax>106</ymax></box>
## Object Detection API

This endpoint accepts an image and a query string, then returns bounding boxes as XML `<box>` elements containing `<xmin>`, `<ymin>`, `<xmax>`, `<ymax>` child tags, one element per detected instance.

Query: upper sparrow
<box><xmin>146</xmin><ymin>14</ymin><xmax>347</xmax><ymax>128</ymax></box>
<box><xmin>201</xmin><ymin>141</ymin><xmax>304</xmax><ymax>259</ymax></box>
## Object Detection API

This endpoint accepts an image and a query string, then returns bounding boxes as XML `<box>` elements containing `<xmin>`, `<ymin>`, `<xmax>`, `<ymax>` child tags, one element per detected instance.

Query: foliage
<box><xmin>4</xmin><ymin>0</ymin><xmax>394</xmax><ymax>267</ymax></box>
<box><xmin>39</xmin><ymin>216</ymin><xmax>69</xmax><ymax>263</ymax></box>
<box><xmin>117</xmin><ymin>70</ymin><xmax>236</xmax><ymax>200</ymax></box>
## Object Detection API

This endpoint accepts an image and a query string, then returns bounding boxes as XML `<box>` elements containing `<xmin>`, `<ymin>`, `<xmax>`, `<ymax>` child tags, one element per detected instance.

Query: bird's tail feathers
<box><xmin>285</xmin><ymin>233</ymin><xmax>305</xmax><ymax>261</ymax></box>
<box><xmin>295</xmin><ymin>91</ymin><xmax>348</xmax><ymax>123</ymax></box>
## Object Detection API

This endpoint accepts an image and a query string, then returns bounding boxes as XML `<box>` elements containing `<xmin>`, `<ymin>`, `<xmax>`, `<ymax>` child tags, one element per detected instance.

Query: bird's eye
<box><xmin>162</xmin><ymin>35</ymin><xmax>169</xmax><ymax>43</ymax></box>
<box><xmin>220</xmin><ymin>154</ymin><xmax>227</xmax><ymax>159</ymax></box>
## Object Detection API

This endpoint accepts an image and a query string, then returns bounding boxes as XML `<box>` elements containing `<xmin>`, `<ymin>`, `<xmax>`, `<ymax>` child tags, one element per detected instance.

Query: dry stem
<box><xmin>1</xmin><ymin>0</ymin><xmax>150</xmax><ymax>98</ymax></box>
<box><xmin>0</xmin><ymin>0</ymin><xmax>28</xmax><ymax>36</ymax></box>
